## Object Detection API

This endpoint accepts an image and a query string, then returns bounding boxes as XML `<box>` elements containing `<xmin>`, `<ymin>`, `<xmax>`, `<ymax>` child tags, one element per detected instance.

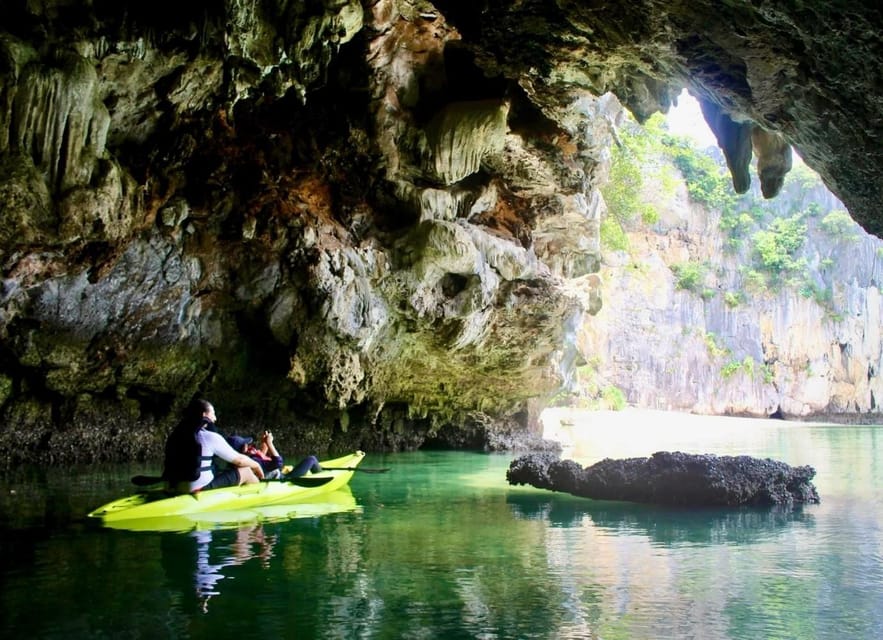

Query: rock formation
<box><xmin>0</xmin><ymin>1</ymin><xmax>881</xmax><ymax>463</ymax></box>
<box><xmin>507</xmin><ymin>451</ymin><xmax>820</xmax><ymax>506</ymax></box>
<box><xmin>579</xmin><ymin>130</ymin><xmax>883</xmax><ymax>420</ymax></box>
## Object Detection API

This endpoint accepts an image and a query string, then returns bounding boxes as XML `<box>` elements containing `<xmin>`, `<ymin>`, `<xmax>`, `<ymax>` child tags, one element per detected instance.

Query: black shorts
<box><xmin>203</xmin><ymin>468</ymin><xmax>240</xmax><ymax>490</ymax></box>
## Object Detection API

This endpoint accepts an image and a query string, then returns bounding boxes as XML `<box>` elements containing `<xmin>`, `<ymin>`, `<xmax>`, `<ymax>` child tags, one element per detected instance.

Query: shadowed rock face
<box><xmin>0</xmin><ymin>1</ymin><xmax>881</xmax><ymax>463</ymax></box>
<box><xmin>434</xmin><ymin>0</ymin><xmax>883</xmax><ymax>235</ymax></box>
<box><xmin>507</xmin><ymin>451</ymin><xmax>820</xmax><ymax>506</ymax></box>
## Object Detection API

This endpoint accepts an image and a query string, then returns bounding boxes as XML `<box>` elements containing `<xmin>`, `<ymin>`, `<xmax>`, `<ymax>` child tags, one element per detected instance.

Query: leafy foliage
<box><xmin>600</xmin><ymin>115</ymin><xmax>672</xmax><ymax>248</ymax></box>
<box><xmin>671</xmin><ymin>261</ymin><xmax>706</xmax><ymax>292</ymax></box>
<box><xmin>600</xmin><ymin>107</ymin><xmax>865</xmax><ymax>328</ymax></box>
<box><xmin>820</xmin><ymin>209</ymin><xmax>859</xmax><ymax>241</ymax></box>
<box><xmin>663</xmin><ymin>137</ymin><xmax>738</xmax><ymax>213</ymax></box>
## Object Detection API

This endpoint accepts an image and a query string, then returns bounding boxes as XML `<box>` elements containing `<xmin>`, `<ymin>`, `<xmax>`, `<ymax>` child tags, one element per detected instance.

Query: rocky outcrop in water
<box><xmin>1</xmin><ymin>2</ymin><xmax>883</xmax><ymax>463</ymax></box>
<box><xmin>507</xmin><ymin>451</ymin><xmax>820</xmax><ymax>506</ymax></box>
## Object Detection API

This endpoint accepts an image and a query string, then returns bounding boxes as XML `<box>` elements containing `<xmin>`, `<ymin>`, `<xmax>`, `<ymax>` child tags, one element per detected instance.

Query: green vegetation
<box><xmin>723</xmin><ymin>291</ymin><xmax>744</xmax><ymax>307</ymax></box>
<box><xmin>601</xmin><ymin>385</ymin><xmax>627</xmax><ymax>410</ymax></box>
<box><xmin>722</xmin><ymin>356</ymin><xmax>755</xmax><ymax>379</ymax></box>
<box><xmin>601</xmin><ymin>110</ymin><xmax>851</xmax><ymax>302</ymax></box>
<box><xmin>671</xmin><ymin>261</ymin><xmax>718</xmax><ymax>299</ymax></box>
<box><xmin>671</xmin><ymin>261</ymin><xmax>706</xmax><ymax>292</ymax></box>
<box><xmin>750</xmin><ymin>214</ymin><xmax>808</xmax><ymax>286</ymax></box>
<box><xmin>663</xmin><ymin>136</ymin><xmax>738</xmax><ymax>213</ymax></box>
<box><xmin>820</xmin><ymin>209</ymin><xmax>859</xmax><ymax>241</ymax></box>
<box><xmin>600</xmin><ymin>214</ymin><xmax>630</xmax><ymax>252</ymax></box>
<box><xmin>589</xmin><ymin>108</ymin><xmax>865</xmax><ymax>405</ymax></box>
<box><xmin>703</xmin><ymin>332</ymin><xmax>731</xmax><ymax>359</ymax></box>
<box><xmin>600</xmin><ymin>115</ymin><xmax>673</xmax><ymax>249</ymax></box>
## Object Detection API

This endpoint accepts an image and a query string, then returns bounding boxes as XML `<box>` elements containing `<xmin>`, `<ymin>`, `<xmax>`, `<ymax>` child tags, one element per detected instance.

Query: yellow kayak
<box><xmin>100</xmin><ymin>486</ymin><xmax>362</xmax><ymax>532</ymax></box>
<box><xmin>88</xmin><ymin>451</ymin><xmax>365</xmax><ymax>524</ymax></box>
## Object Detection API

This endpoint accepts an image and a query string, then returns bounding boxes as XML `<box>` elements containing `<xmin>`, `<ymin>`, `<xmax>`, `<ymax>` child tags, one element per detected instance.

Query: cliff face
<box><xmin>1</xmin><ymin>1</ymin><xmax>882</xmax><ymax>463</ymax></box>
<box><xmin>580</xmin><ymin>133</ymin><xmax>883</xmax><ymax>420</ymax></box>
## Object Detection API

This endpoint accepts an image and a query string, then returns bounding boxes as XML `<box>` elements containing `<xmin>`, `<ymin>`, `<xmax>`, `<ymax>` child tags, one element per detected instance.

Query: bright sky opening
<box><xmin>664</xmin><ymin>88</ymin><xmax>809</xmax><ymax>168</ymax></box>
<box><xmin>664</xmin><ymin>89</ymin><xmax>718</xmax><ymax>148</ymax></box>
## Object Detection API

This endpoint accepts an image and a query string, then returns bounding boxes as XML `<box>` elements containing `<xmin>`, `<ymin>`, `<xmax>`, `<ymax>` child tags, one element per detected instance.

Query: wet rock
<box><xmin>507</xmin><ymin>451</ymin><xmax>820</xmax><ymax>506</ymax></box>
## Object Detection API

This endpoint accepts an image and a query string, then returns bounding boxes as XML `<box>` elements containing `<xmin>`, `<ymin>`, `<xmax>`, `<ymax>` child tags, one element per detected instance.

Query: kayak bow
<box><xmin>88</xmin><ymin>451</ymin><xmax>365</xmax><ymax>523</ymax></box>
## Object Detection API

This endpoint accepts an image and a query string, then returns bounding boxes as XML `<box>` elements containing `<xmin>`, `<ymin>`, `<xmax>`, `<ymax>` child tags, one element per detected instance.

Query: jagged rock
<box><xmin>1</xmin><ymin>2</ymin><xmax>883</xmax><ymax>463</ymax></box>
<box><xmin>698</xmin><ymin>97</ymin><xmax>754</xmax><ymax>194</ymax></box>
<box><xmin>751</xmin><ymin>127</ymin><xmax>793</xmax><ymax>199</ymax></box>
<box><xmin>507</xmin><ymin>451</ymin><xmax>821</xmax><ymax>506</ymax></box>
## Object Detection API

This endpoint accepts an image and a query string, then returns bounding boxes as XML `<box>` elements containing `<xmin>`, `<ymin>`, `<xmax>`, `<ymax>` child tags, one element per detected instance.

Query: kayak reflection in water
<box><xmin>163</xmin><ymin>524</ymin><xmax>278</xmax><ymax>613</ymax></box>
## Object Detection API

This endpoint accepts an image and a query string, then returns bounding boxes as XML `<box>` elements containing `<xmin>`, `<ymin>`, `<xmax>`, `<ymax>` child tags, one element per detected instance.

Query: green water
<box><xmin>1</xmin><ymin>415</ymin><xmax>882</xmax><ymax>639</ymax></box>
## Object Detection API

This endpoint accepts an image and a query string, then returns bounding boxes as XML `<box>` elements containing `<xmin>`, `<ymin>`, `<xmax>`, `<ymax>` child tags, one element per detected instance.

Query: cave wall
<box><xmin>1</xmin><ymin>0</ymin><xmax>881</xmax><ymax>463</ymax></box>
<box><xmin>0</xmin><ymin>1</ymin><xmax>607</xmax><ymax>463</ymax></box>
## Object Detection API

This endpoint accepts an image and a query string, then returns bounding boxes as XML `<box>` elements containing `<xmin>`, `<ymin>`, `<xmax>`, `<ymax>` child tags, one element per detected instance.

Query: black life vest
<box><xmin>163</xmin><ymin>419</ymin><xmax>214</xmax><ymax>483</ymax></box>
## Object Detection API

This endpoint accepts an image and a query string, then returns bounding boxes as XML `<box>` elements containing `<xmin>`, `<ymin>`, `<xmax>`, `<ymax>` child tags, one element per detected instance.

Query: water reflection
<box><xmin>162</xmin><ymin>524</ymin><xmax>278</xmax><ymax>613</ymax></box>
<box><xmin>506</xmin><ymin>493</ymin><xmax>815</xmax><ymax>547</ymax></box>
<box><xmin>2</xmin><ymin>429</ymin><xmax>881</xmax><ymax>640</ymax></box>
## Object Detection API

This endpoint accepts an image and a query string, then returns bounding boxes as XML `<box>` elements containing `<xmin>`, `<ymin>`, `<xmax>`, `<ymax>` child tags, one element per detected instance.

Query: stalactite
<box><xmin>10</xmin><ymin>53</ymin><xmax>109</xmax><ymax>195</ymax></box>
<box><xmin>424</xmin><ymin>99</ymin><xmax>510</xmax><ymax>185</ymax></box>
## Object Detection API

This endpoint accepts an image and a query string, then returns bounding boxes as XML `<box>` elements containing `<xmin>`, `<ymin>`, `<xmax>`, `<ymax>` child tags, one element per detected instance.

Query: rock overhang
<box><xmin>0</xmin><ymin>1</ymin><xmax>881</xmax><ymax>462</ymax></box>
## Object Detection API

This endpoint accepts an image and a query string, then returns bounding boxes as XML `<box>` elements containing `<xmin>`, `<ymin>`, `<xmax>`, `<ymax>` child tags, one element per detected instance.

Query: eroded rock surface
<box><xmin>0</xmin><ymin>1</ymin><xmax>882</xmax><ymax>463</ymax></box>
<box><xmin>507</xmin><ymin>451</ymin><xmax>820</xmax><ymax>506</ymax></box>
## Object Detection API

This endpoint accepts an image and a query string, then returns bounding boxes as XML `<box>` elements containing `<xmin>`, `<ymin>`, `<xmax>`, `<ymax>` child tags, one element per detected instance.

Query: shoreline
<box><xmin>539</xmin><ymin>407</ymin><xmax>880</xmax><ymax>464</ymax></box>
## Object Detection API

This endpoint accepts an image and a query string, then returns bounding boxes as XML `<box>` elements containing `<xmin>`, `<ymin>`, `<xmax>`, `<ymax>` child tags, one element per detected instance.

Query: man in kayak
<box><xmin>228</xmin><ymin>430</ymin><xmax>322</xmax><ymax>479</ymax></box>
<box><xmin>163</xmin><ymin>399</ymin><xmax>264</xmax><ymax>492</ymax></box>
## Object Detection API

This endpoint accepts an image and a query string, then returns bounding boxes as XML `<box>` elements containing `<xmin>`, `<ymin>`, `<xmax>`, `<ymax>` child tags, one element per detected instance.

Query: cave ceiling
<box><xmin>0</xmin><ymin>0</ymin><xmax>881</xmax><ymax>461</ymax></box>
<box><xmin>434</xmin><ymin>0</ymin><xmax>883</xmax><ymax>235</ymax></box>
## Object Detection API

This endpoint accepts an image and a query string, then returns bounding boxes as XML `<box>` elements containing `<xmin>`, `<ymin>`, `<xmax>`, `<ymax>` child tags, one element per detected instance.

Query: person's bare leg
<box><xmin>237</xmin><ymin>467</ymin><xmax>260</xmax><ymax>485</ymax></box>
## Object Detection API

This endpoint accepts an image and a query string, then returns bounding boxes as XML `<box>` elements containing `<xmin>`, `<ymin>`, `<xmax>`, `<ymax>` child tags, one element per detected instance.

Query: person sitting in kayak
<box><xmin>163</xmin><ymin>399</ymin><xmax>264</xmax><ymax>492</ymax></box>
<box><xmin>227</xmin><ymin>431</ymin><xmax>284</xmax><ymax>479</ymax></box>
<box><xmin>228</xmin><ymin>429</ymin><xmax>322</xmax><ymax>480</ymax></box>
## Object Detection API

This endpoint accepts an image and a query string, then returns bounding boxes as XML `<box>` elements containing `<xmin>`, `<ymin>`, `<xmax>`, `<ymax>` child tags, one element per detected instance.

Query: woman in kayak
<box><xmin>163</xmin><ymin>399</ymin><xmax>264</xmax><ymax>492</ymax></box>
<box><xmin>228</xmin><ymin>431</ymin><xmax>284</xmax><ymax>479</ymax></box>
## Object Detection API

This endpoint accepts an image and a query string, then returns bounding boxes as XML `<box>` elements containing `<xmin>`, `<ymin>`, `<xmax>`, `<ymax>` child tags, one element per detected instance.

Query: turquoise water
<box><xmin>1</xmin><ymin>414</ymin><xmax>882</xmax><ymax>639</ymax></box>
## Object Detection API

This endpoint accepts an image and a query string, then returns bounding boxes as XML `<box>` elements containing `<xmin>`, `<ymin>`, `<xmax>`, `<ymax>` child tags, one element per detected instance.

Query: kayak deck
<box><xmin>88</xmin><ymin>451</ymin><xmax>365</xmax><ymax>523</ymax></box>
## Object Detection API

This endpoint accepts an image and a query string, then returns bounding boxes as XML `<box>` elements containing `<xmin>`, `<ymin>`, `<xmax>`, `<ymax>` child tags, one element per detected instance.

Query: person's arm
<box><xmin>263</xmin><ymin>430</ymin><xmax>281</xmax><ymax>458</ymax></box>
<box><xmin>262</xmin><ymin>431</ymin><xmax>283</xmax><ymax>470</ymax></box>
<box><xmin>233</xmin><ymin>453</ymin><xmax>265</xmax><ymax>479</ymax></box>
<box><xmin>207</xmin><ymin>431</ymin><xmax>265</xmax><ymax>479</ymax></box>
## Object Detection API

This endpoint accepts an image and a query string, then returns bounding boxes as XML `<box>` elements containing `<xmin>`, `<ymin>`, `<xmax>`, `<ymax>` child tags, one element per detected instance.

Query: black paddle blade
<box><xmin>281</xmin><ymin>476</ymin><xmax>335</xmax><ymax>488</ymax></box>
<box><xmin>131</xmin><ymin>475</ymin><xmax>164</xmax><ymax>486</ymax></box>
<box><xmin>321</xmin><ymin>467</ymin><xmax>391</xmax><ymax>474</ymax></box>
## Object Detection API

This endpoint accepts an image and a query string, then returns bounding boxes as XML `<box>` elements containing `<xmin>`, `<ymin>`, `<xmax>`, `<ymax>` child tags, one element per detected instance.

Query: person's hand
<box><xmin>264</xmin><ymin>430</ymin><xmax>274</xmax><ymax>446</ymax></box>
<box><xmin>253</xmin><ymin>462</ymin><xmax>265</xmax><ymax>479</ymax></box>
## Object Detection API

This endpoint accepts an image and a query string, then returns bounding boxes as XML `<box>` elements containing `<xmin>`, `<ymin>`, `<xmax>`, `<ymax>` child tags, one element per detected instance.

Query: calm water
<box><xmin>1</xmin><ymin>411</ymin><xmax>882</xmax><ymax>639</ymax></box>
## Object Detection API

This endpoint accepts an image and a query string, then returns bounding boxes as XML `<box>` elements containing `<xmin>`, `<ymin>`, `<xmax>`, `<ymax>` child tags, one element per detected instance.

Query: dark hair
<box><xmin>192</xmin><ymin>399</ymin><xmax>212</xmax><ymax>417</ymax></box>
<box><xmin>177</xmin><ymin>398</ymin><xmax>212</xmax><ymax>432</ymax></box>
<box><xmin>163</xmin><ymin>398</ymin><xmax>213</xmax><ymax>483</ymax></box>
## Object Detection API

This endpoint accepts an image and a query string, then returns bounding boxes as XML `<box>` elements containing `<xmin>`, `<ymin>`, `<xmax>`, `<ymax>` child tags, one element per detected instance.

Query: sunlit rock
<box><xmin>698</xmin><ymin>97</ymin><xmax>753</xmax><ymax>193</ymax></box>
<box><xmin>423</xmin><ymin>99</ymin><xmax>510</xmax><ymax>185</ymax></box>
<box><xmin>751</xmin><ymin>126</ymin><xmax>793</xmax><ymax>199</ymax></box>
